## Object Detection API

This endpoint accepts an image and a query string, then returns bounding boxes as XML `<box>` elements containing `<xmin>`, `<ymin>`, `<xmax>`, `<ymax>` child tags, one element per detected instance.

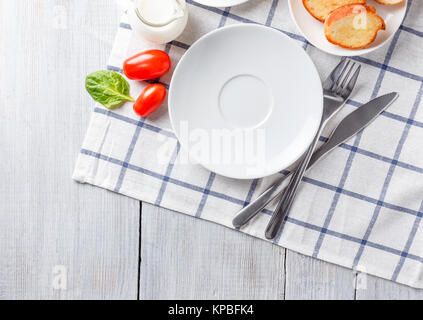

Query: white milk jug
<box><xmin>128</xmin><ymin>0</ymin><xmax>188</xmax><ymax>44</ymax></box>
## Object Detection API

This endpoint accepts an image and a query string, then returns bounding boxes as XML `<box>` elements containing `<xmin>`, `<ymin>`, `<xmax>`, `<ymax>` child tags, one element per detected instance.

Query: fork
<box><xmin>264</xmin><ymin>59</ymin><xmax>361</xmax><ymax>240</ymax></box>
<box><xmin>232</xmin><ymin>60</ymin><xmax>361</xmax><ymax>230</ymax></box>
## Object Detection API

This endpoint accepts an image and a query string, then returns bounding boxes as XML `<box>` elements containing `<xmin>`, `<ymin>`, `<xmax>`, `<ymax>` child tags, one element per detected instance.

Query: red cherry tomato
<box><xmin>123</xmin><ymin>50</ymin><xmax>171</xmax><ymax>81</ymax></box>
<box><xmin>133</xmin><ymin>84</ymin><xmax>167</xmax><ymax>117</ymax></box>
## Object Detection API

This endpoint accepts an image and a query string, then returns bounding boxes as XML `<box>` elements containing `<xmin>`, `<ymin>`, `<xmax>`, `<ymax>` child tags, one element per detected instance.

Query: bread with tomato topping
<box><xmin>324</xmin><ymin>4</ymin><xmax>386</xmax><ymax>49</ymax></box>
<box><xmin>303</xmin><ymin>0</ymin><xmax>366</xmax><ymax>22</ymax></box>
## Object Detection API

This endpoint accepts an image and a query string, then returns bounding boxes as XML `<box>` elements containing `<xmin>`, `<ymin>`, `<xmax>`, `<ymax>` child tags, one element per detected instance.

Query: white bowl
<box><xmin>169</xmin><ymin>24</ymin><xmax>323</xmax><ymax>179</ymax></box>
<box><xmin>193</xmin><ymin>0</ymin><xmax>248</xmax><ymax>7</ymax></box>
<box><xmin>289</xmin><ymin>0</ymin><xmax>407</xmax><ymax>56</ymax></box>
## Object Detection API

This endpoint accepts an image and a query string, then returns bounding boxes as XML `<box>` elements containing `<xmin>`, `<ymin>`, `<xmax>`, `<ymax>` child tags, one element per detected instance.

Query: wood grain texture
<box><xmin>140</xmin><ymin>204</ymin><xmax>285</xmax><ymax>300</ymax></box>
<box><xmin>0</xmin><ymin>0</ymin><xmax>139</xmax><ymax>299</ymax></box>
<box><xmin>285</xmin><ymin>251</ymin><xmax>355</xmax><ymax>300</ymax></box>
<box><xmin>355</xmin><ymin>274</ymin><xmax>423</xmax><ymax>300</ymax></box>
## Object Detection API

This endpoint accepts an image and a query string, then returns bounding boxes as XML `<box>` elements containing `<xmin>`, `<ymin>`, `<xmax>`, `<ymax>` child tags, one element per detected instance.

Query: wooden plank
<box><xmin>355</xmin><ymin>274</ymin><xmax>423</xmax><ymax>300</ymax></box>
<box><xmin>285</xmin><ymin>251</ymin><xmax>356</xmax><ymax>300</ymax></box>
<box><xmin>0</xmin><ymin>0</ymin><xmax>139</xmax><ymax>299</ymax></box>
<box><xmin>140</xmin><ymin>203</ymin><xmax>285</xmax><ymax>299</ymax></box>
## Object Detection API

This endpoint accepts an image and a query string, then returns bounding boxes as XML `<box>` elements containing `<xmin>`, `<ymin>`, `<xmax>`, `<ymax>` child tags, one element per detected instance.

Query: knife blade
<box><xmin>232</xmin><ymin>92</ymin><xmax>399</xmax><ymax>228</ymax></box>
<box><xmin>309</xmin><ymin>92</ymin><xmax>399</xmax><ymax>168</ymax></box>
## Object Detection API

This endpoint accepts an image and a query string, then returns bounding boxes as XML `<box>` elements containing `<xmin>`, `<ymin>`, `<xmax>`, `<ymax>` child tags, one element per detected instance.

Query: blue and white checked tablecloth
<box><xmin>73</xmin><ymin>0</ymin><xmax>423</xmax><ymax>288</ymax></box>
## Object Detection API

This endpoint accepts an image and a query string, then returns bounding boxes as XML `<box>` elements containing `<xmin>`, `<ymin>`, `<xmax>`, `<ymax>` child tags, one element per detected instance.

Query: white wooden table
<box><xmin>1</xmin><ymin>0</ymin><xmax>423</xmax><ymax>300</ymax></box>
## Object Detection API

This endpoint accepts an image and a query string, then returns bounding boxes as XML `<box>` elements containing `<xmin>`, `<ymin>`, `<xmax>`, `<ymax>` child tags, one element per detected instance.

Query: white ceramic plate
<box><xmin>289</xmin><ymin>0</ymin><xmax>407</xmax><ymax>56</ymax></box>
<box><xmin>169</xmin><ymin>24</ymin><xmax>323</xmax><ymax>179</ymax></box>
<box><xmin>193</xmin><ymin>0</ymin><xmax>248</xmax><ymax>8</ymax></box>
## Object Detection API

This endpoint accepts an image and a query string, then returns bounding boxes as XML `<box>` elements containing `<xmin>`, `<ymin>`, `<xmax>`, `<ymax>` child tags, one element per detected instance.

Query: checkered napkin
<box><xmin>73</xmin><ymin>0</ymin><xmax>423</xmax><ymax>288</ymax></box>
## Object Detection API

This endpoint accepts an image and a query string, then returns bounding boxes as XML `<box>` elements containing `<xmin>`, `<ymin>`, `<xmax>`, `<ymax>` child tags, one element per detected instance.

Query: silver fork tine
<box><xmin>264</xmin><ymin>61</ymin><xmax>361</xmax><ymax>240</ymax></box>
<box><xmin>340</xmin><ymin>65</ymin><xmax>361</xmax><ymax>98</ymax></box>
<box><xmin>331</xmin><ymin>60</ymin><xmax>351</xmax><ymax>91</ymax></box>
<box><xmin>337</xmin><ymin>62</ymin><xmax>356</xmax><ymax>94</ymax></box>
<box><xmin>323</xmin><ymin>59</ymin><xmax>346</xmax><ymax>90</ymax></box>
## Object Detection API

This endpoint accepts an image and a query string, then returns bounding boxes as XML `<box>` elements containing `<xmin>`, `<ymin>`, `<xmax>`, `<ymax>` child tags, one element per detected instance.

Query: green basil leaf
<box><xmin>85</xmin><ymin>70</ymin><xmax>134</xmax><ymax>109</ymax></box>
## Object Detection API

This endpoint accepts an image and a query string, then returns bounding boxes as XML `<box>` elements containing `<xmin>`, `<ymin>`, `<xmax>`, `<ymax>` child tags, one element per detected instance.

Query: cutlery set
<box><xmin>232</xmin><ymin>60</ymin><xmax>399</xmax><ymax>239</ymax></box>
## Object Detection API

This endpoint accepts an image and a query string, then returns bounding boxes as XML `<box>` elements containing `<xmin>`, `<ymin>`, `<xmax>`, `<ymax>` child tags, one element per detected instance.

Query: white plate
<box><xmin>169</xmin><ymin>24</ymin><xmax>323</xmax><ymax>179</ymax></box>
<box><xmin>289</xmin><ymin>0</ymin><xmax>407</xmax><ymax>56</ymax></box>
<box><xmin>193</xmin><ymin>0</ymin><xmax>248</xmax><ymax>8</ymax></box>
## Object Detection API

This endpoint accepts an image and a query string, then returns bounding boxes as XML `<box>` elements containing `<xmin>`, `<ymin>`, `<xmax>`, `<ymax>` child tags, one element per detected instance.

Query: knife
<box><xmin>232</xmin><ymin>92</ymin><xmax>399</xmax><ymax>228</ymax></box>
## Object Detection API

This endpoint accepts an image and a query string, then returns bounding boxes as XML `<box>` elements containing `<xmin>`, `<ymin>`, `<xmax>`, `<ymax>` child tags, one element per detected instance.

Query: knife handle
<box><xmin>232</xmin><ymin>175</ymin><xmax>291</xmax><ymax>228</ymax></box>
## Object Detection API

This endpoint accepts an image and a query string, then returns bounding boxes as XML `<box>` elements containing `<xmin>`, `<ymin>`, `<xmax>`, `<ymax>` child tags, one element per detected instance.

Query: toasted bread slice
<box><xmin>303</xmin><ymin>0</ymin><xmax>366</xmax><ymax>22</ymax></box>
<box><xmin>324</xmin><ymin>4</ymin><xmax>386</xmax><ymax>49</ymax></box>
<box><xmin>374</xmin><ymin>0</ymin><xmax>404</xmax><ymax>4</ymax></box>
